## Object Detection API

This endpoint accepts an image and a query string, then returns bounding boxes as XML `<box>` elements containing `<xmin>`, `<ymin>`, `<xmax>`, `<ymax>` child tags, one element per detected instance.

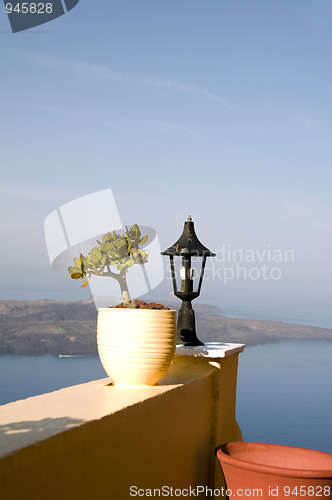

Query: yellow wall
<box><xmin>0</xmin><ymin>347</ymin><xmax>244</xmax><ymax>500</ymax></box>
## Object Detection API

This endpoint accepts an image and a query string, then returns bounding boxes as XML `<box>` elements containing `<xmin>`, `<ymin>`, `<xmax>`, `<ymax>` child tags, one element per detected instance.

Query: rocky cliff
<box><xmin>0</xmin><ymin>299</ymin><xmax>331</xmax><ymax>355</ymax></box>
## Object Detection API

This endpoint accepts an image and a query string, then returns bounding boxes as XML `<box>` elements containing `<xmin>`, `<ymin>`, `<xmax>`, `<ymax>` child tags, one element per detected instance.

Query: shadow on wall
<box><xmin>0</xmin><ymin>417</ymin><xmax>85</xmax><ymax>456</ymax></box>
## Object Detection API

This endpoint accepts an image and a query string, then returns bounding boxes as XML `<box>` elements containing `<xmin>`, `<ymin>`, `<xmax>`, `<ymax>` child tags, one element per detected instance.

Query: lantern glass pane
<box><xmin>191</xmin><ymin>256</ymin><xmax>202</xmax><ymax>293</ymax></box>
<box><xmin>167</xmin><ymin>255</ymin><xmax>181</xmax><ymax>293</ymax></box>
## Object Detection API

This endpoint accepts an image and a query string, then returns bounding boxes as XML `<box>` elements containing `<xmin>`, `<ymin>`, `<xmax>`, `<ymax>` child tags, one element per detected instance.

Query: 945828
<box><xmin>5</xmin><ymin>3</ymin><xmax>53</xmax><ymax>14</ymax></box>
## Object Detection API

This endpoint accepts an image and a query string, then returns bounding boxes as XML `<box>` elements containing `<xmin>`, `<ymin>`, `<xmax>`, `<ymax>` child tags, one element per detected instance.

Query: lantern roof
<box><xmin>161</xmin><ymin>216</ymin><xmax>216</xmax><ymax>257</ymax></box>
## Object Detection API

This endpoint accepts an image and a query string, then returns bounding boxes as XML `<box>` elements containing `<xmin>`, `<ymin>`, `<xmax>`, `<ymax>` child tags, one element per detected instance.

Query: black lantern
<box><xmin>161</xmin><ymin>216</ymin><xmax>216</xmax><ymax>346</ymax></box>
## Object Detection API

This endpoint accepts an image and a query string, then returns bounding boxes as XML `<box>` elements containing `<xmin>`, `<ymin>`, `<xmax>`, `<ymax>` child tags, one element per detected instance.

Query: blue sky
<box><xmin>1</xmin><ymin>1</ymin><xmax>332</xmax><ymax>326</ymax></box>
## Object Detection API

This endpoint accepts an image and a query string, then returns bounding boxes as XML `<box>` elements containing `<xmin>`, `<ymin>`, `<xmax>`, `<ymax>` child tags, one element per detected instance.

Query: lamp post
<box><xmin>161</xmin><ymin>216</ymin><xmax>215</xmax><ymax>346</ymax></box>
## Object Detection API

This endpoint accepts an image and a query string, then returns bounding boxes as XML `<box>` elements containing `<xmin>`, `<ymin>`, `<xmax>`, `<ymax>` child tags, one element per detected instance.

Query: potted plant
<box><xmin>68</xmin><ymin>224</ymin><xmax>177</xmax><ymax>386</ymax></box>
<box><xmin>215</xmin><ymin>442</ymin><xmax>332</xmax><ymax>499</ymax></box>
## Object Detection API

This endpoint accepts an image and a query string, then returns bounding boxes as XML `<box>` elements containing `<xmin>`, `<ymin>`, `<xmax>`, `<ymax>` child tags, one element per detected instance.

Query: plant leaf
<box><xmin>139</xmin><ymin>235</ymin><xmax>148</xmax><ymax>245</ymax></box>
<box><xmin>81</xmin><ymin>276</ymin><xmax>91</xmax><ymax>288</ymax></box>
<box><xmin>70</xmin><ymin>272</ymin><xmax>83</xmax><ymax>280</ymax></box>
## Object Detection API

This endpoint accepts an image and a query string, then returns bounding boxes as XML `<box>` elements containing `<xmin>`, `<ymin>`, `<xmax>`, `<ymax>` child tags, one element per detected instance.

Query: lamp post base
<box><xmin>177</xmin><ymin>300</ymin><xmax>204</xmax><ymax>346</ymax></box>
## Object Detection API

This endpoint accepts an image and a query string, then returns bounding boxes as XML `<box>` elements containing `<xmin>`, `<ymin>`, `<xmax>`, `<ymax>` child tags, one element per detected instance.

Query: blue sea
<box><xmin>0</xmin><ymin>340</ymin><xmax>331</xmax><ymax>454</ymax></box>
<box><xmin>236</xmin><ymin>340</ymin><xmax>332</xmax><ymax>454</ymax></box>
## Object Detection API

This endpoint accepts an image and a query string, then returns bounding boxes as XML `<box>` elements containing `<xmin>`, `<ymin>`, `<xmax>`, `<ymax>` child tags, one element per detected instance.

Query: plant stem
<box><xmin>86</xmin><ymin>266</ymin><xmax>131</xmax><ymax>305</ymax></box>
<box><xmin>118</xmin><ymin>275</ymin><xmax>131</xmax><ymax>305</ymax></box>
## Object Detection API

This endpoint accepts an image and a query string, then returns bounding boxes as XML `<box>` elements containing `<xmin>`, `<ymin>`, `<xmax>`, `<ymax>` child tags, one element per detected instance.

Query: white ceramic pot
<box><xmin>97</xmin><ymin>308</ymin><xmax>177</xmax><ymax>385</ymax></box>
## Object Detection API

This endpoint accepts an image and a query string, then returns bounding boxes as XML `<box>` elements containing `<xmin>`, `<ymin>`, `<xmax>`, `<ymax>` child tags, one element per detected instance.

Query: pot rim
<box><xmin>215</xmin><ymin>442</ymin><xmax>332</xmax><ymax>478</ymax></box>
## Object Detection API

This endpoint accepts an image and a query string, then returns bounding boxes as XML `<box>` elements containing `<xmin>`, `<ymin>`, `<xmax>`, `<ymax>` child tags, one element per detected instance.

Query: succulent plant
<box><xmin>68</xmin><ymin>225</ymin><xmax>149</xmax><ymax>306</ymax></box>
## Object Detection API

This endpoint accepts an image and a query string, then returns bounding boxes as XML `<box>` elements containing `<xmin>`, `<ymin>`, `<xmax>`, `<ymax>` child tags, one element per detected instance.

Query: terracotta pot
<box><xmin>97</xmin><ymin>308</ymin><xmax>177</xmax><ymax>385</ymax></box>
<box><xmin>216</xmin><ymin>442</ymin><xmax>332</xmax><ymax>499</ymax></box>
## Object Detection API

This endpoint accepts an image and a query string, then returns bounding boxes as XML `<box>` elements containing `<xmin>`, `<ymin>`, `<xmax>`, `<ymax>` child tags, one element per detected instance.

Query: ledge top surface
<box><xmin>176</xmin><ymin>342</ymin><xmax>245</xmax><ymax>358</ymax></box>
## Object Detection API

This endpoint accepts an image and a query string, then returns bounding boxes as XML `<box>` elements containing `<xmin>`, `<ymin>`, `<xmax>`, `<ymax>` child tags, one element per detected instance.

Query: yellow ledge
<box><xmin>0</xmin><ymin>342</ymin><xmax>244</xmax><ymax>500</ymax></box>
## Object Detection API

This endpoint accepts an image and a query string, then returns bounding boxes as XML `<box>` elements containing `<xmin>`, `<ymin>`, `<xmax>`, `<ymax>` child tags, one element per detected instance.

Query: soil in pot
<box><xmin>112</xmin><ymin>300</ymin><xmax>170</xmax><ymax>310</ymax></box>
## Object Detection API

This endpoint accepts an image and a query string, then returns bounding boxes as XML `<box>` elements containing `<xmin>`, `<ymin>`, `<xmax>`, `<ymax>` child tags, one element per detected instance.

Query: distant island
<box><xmin>0</xmin><ymin>299</ymin><xmax>331</xmax><ymax>355</ymax></box>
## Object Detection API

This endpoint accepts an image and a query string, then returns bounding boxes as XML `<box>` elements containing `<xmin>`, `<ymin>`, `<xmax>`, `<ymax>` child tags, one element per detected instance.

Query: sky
<box><xmin>1</xmin><ymin>0</ymin><xmax>332</xmax><ymax>327</ymax></box>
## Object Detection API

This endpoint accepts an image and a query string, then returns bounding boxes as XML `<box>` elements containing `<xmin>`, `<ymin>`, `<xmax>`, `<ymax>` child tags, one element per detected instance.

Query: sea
<box><xmin>0</xmin><ymin>339</ymin><xmax>331</xmax><ymax>454</ymax></box>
